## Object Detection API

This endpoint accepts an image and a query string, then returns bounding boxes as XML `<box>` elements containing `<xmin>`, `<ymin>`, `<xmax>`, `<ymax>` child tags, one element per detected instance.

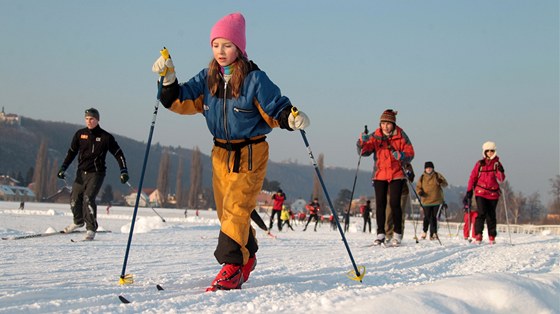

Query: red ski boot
<box><xmin>206</xmin><ymin>264</ymin><xmax>243</xmax><ymax>292</ymax></box>
<box><xmin>242</xmin><ymin>255</ymin><xmax>257</xmax><ymax>283</ymax></box>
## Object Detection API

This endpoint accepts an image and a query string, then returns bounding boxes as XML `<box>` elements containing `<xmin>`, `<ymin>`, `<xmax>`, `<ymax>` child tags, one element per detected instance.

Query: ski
<box><xmin>118</xmin><ymin>295</ymin><xmax>131</xmax><ymax>304</ymax></box>
<box><xmin>70</xmin><ymin>238</ymin><xmax>94</xmax><ymax>243</ymax></box>
<box><xmin>2</xmin><ymin>230</ymin><xmax>111</xmax><ymax>241</ymax></box>
<box><xmin>118</xmin><ymin>284</ymin><xmax>165</xmax><ymax>304</ymax></box>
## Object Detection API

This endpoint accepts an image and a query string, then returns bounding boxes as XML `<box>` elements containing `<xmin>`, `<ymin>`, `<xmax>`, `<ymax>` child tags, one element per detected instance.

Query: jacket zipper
<box><xmin>222</xmin><ymin>79</ymin><xmax>231</xmax><ymax>172</ymax></box>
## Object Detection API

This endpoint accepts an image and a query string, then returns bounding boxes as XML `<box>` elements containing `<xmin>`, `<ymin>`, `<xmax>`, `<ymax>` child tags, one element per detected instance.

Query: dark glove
<box><xmin>462</xmin><ymin>190</ymin><xmax>473</xmax><ymax>206</ymax></box>
<box><xmin>497</xmin><ymin>163</ymin><xmax>504</xmax><ymax>173</ymax></box>
<box><xmin>418</xmin><ymin>189</ymin><xmax>426</xmax><ymax>197</ymax></box>
<box><xmin>120</xmin><ymin>170</ymin><xmax>129</xmax><ymax>184</ymax></box>
<box><xmin>361</xmin><ymin>132</ymin><xmax>370</xmax><ymax>142</ymax></box>
<box><xmin>57</xmin><ymin>166</ymin><xmax>67</xmax><ymax>179</ymax></box>
<box><xmin>392</xmin><ymin>151</ymin><xmax>404</xmax><ymax>161</ymax></box>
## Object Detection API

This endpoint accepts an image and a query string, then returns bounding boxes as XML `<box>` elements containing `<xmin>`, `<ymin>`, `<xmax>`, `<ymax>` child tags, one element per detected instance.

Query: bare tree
<box><xmin>175</xmin><ymin>155</ymin><xmax>185</xmax><ymax>208</ymax></box>
<box><xmin>32</xmin><ymin>139</ymin><xmax>48</xmax><ymax>201</ymax></box>
<box><xmin>156</xmin><ymin>149</ymin><xmax>170</xmax><ymax>207</ymax></box>
<box><xmin>497</xmin><ymin>181</ymin><xmax>514</xmax><ymax>224</ymax></box>
<box><xmin>188</xmin><ymin>146</ymin><xmax>203</xmax><ymax>209</ymax></box>
<box><xmin>524</xmin><ymin>192</ymin><xmax>545</xmax><ymax>224</ymax></box>
<box><xmin>550</xmin><ymin>175</ymin><xmax>560</xmax><ymax>203</ymax></box>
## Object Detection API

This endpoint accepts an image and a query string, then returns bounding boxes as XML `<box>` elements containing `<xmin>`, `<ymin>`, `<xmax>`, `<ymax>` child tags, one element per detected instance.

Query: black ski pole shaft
<box><xmin>344</xmin><ymin>125</ymin><xmax>368</xmax><ymax>232</ymax></box>
<box><xmin>119</xmin><ymin>47</ymin><xmax>170</xmax><ymax>282</ymax></box>
<box><xmin>126</xmin><ymin>182</ymin><xmax>166</xmax><ymax>222</ymax></box>
<box><xmin>296</xmin><ymin>125</ymin><xmax>363</xmax><ymax>282</ymax></box>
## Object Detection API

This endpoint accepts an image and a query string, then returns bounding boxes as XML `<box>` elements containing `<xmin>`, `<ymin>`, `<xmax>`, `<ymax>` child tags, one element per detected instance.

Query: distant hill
<box><xmin>0</xmin><ymin>116</ymin><xmax>465</xmax><ymax>209</ymax></box>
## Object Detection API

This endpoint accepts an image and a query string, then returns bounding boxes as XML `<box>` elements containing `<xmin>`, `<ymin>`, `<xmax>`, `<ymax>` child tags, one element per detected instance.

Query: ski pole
<box><xmin>125</xmin><ymin>182</ymin><xmax>166</xmax><ymax>222</ymax></box>
<box><xmin>344</xmin><ymin>125</ymin><xmax>368</xmax><ymax>233</ymax></box>
<box><xmin>500</xmin><ymin>185</ymin><xmax>513</xmax><ymax>246</ymax></box>
<box><xmin>292</xmin><ymin>108</ymin><xmax>365</xmax><ymax>282</ymax></box>
<box><xmin>442</xmin><ymin>202</ymin><xmax>452</xmax><ymax>237</ymax></box>
<box><xmin>119</xmin><ymin>47</ymin><xmax>171</xmax><ymax>285</ymax></box>
<box><xmin>405</xmin><ymin>189</ymin><xmax>418</xmax><ymax>242</ymax></box>
<box><xmin>466</xmin><ymin>197</ymin><xmax>473</xmax><ymax>241</ymax></box>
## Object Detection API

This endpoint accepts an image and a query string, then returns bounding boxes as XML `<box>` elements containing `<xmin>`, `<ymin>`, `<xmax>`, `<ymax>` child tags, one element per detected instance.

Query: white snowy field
<box><xmin>0</xmin><ymin>201</ymin><xmax>559</xmax><ymax>314</ymax></box>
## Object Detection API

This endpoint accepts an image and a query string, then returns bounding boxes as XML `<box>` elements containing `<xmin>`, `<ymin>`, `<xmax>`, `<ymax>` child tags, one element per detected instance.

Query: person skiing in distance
<box><xmin>463</xmin><ymin>141</ymin><xmax>505</xmax><ymax>244</ymax></box>
<box><xmin>151</xmin><ymin>12</ymin><xmax>310</xmax><ymax>291</ymax></box>
<box><xmin>303</xmin><ymin>197</ymin><xmax>321</xmax><ymax>232</ymax></box>
<box><xmin>416</xmin><ymin>161</ymin><xmax>448</xmax><ymax>240</ymax></box>
<box><xmin>358</xmin><ymin>109</ymin><xmax>415</xmax><ymax>246</ymax></box>
<box><xmin>280</xmin><ymin>205</ymin><xmax>295</xmax><ymax>231</ymax></box>
<box><xmin>270</xmin><ymin>189</ymin><xmax>286</xmax><ymax>231</ymax></box>
<box><xmin>58</xmin><ymin>108</ymin><xmax>128</xmax><ymax>241</ymax></box>
<box><xmin>360</xmin><ymin>200</ymin><xmax>372</xmax><ymax>233</ymax></box>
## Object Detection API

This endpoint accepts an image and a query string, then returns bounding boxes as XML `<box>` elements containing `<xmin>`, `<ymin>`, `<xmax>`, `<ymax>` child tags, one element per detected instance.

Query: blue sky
<box><xmin>1</xmin><ymin>1</ymin><xmax>558</xmax><ymax>202</ymax></box>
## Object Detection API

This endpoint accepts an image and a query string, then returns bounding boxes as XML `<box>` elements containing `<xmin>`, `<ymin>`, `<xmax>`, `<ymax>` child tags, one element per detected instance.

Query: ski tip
<box><xmin>156</xmin><ymin>284</ymin><xmax>164</xmax><ymax>291</ymax></box>
<box><xmin>118</xmin><ymin>295</ymin><xmax>131</xmax><ymax>304</ymax></box>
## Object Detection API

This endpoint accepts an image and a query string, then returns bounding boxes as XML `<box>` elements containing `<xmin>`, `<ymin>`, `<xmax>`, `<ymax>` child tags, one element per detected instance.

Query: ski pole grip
<box><xmin>291</xmin><ymin>106</ymin><xmax>299</xmax><ymax>118</ymax></box>
<box><xmin>159</xmin><ymin>47</ymin><xmax>171</xmax><ymax>77</ymax></box>
<box><xmin>364</xmin><ymin>125</ymin><xmax>368</xmax><ymax>134</ymax></box>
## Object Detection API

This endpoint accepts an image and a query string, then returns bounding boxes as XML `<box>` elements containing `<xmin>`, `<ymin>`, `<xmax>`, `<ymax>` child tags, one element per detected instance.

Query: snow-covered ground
<box><xmin>1</xmin><ymin>201</ymin><xmax>559</xmax><ymax>314</ymax></box>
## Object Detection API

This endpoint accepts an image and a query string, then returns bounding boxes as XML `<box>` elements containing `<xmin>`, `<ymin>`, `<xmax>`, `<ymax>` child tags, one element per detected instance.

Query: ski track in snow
<box><xmin>0</xmin><ymin>201</ymin><xmax>559</xmax><ymax>313</ymax></box>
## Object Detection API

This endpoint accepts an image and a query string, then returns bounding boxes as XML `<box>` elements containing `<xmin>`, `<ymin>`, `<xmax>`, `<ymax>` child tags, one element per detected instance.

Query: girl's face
<box><xmin>212</xmin><ymin>38</ymin><xmax>239</xmax><ymax>67</ymax></box>
<box><xmin>485</xmin><ymin>150</ymin><xmax>495</xmax><ymax>159</ymax></box>
<box><xmin>380</xmin><ymin>122</ymin><xmax>395</xmax><ymax>135</ymax></box>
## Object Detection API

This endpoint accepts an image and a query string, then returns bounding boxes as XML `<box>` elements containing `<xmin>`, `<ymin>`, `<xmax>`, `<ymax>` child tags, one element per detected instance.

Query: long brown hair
<box><xmin>208</xmin><ymin>55</ymin><xmax>250</xmax><ymax>98</ymax></box>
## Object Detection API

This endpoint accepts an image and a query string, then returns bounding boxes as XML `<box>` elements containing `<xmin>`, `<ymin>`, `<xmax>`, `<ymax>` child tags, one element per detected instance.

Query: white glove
<box><xmin>151</xmin><ymin>56</ymin><xmax>176</xmax><ymax>86</ymax></box>
<box><xmin>288</xmin><ymin>110</ymin><xmax>310</xmax><ymax>130</ymax></box>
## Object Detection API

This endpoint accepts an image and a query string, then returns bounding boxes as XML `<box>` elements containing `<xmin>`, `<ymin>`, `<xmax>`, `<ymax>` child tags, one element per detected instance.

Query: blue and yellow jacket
<box><xmin>160</xmin><ymin>61</ymin><xmax>293</xmax><ymax>141</ymax></box>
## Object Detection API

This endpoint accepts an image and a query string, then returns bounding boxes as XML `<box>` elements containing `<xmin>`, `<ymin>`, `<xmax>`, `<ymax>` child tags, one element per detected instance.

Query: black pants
<box><xmin>215</xmin><ymin>228</ymin><xmax>258</xmax><ymax>265</ymax></box>
<box><xmin>71</xmin><ymin>171</ymin><xmax>105</xmax><ymax>232</ymax></box>
<box><xmin>374</xmin><ymin>179</ymin><xmax>404</xmax><ymax>235</ymax></box>
<box><xmin>305</xmin><ymin>214</ymin><xmax>319</xmax><ymax>230</ymax></box>
<box><xmin>475</xmin><ymin>197</ymin><xmax>499</xmax><ymax>238</ymax></box>
<box><xmin>269</xmin><ymin>210</ymin><xmax>282</xmax><ymax>231</ymax></box>
<box><xmin>363</xmin><ymin>217</ymin><xmax>371</xmax><ymax>233</ymax></box>
<box><xmin>281</xmin><ymin>220</ymin><xmax>294</xmax><ymax>231</ymax></box>
<box><xmin>422</xmin><ymin>205</ymin><xmax>439</xmax><ymax>236</ymax></box>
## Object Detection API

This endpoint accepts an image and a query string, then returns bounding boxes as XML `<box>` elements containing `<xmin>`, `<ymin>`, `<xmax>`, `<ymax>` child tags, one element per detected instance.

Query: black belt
<box><xmin>213</xmin><ymin>136</ymin><xmax>266</xmax><ymax>173</ymax></box>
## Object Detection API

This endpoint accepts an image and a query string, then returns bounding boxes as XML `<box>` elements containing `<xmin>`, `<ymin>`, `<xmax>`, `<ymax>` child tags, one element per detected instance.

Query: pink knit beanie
<box><xmin>210</xmin><ymin>12</ymin><xmax>247</xmax><ymax>57</ymax></box>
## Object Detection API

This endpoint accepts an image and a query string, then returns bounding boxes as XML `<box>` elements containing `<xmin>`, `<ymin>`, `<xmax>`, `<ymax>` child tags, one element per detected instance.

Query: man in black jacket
<box><xmin>57</xmin><ymin>108</ymin><xmax>128</xmax><ymax>240</ymax></box>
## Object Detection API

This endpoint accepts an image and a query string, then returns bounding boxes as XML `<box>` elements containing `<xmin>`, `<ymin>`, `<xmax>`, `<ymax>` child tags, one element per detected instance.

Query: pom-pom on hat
<box><xmin>380</xmin><ymin>109</ymin><xmax>397</xmax><ymax>124</ymax></box>
<box><xmin>84</xmin><ymin>108</ymin><xmax>100</xmax><ymax>120</ymax></box>
<box><xmin>210</xmin><ymin>12</ymin><xmax>247</xmax><ymax>57</ymax></box>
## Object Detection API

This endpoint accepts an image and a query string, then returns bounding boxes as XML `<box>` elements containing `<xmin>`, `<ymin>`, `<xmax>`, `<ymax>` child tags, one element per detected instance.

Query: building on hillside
<box><xmin>0</xmin><ymin>185</ymin><xmax>36</xmax><ymax>202</ymax></box>
<box><xmin>0</xmin><ymin>107</ymin><xmax>21</xmax><ymax>126</ymax></box>
<box><xmin>44</xmin><ymin>186</ymin><xmax>72</xmax><ymax>204</ymax></box>
<box><xmin>0</xmin><ymin>175</ymin><xmax>20</xmax><ymax>186</ymax></box>
<box><xmin>291</xmin><ymin>198</ymin><xmax>307</xmax><ymax>213</ymax></box>
<box><xmin>255</xmin><ymin>190</ymin><xmax>274</xmax><ymax>213</ymax></box>
<box><xmin>125</xmin><ymin>188</ymin><xmax>157</xmax><ymax>207</ymax></box>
